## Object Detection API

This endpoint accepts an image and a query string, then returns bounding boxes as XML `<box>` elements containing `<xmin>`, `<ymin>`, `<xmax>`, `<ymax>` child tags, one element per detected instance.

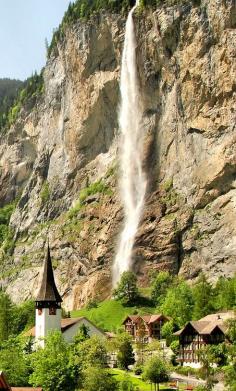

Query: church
<box><xmin>26</xmin><ymin>244</ymin><xmax>106</xmax><ymax>347</ymax></box>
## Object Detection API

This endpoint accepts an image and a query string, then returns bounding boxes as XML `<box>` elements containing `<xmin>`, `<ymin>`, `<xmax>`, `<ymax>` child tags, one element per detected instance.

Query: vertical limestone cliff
<box><xmin>0</xmin><ymin>0</ymin><xmax>235</xmax><ymax>309</ymax></box>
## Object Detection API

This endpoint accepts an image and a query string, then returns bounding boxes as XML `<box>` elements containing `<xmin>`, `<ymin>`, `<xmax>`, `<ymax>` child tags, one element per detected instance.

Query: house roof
<box><xmin>200</xmin><ymin>311</ymin><xmax>235</xmax><ymax>322</ymax></box>
<box><xmin>25</xmin><ymin>317</ymin><xmax>106</xmax><ymax>337</ymax></box>
<box><xmin>0</xmin><ymin>371</ymin><xmax>11</xmax><ymax>390</ymax></box>
<box><xmin>123</xmin><ymin>314</ymin><xmax>170</xmax><ymax>325</ymax></box>
<box><xmin>36</xmin><ymin>245</ymin><xmax>62</xmax><ymax>303</ymax></box>
<box><xmin>174</xmin><ymin>311</ymin><xmax>234</xmax><ymax>337</ymax></box>
<box><xmin>0</xmin><ymin>371</ymin><xmax>42</xmax><ymax>391</ymax></box>
<box><xmin>11</xmin><ymin>388</ymin><xmax>42</xmax><ymax>391</ymax></box>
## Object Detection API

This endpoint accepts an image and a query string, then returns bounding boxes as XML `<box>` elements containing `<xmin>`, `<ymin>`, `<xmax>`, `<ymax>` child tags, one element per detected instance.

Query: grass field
<box><xmin>71</xmin><ymin>298</ymin><xmax>155</xmax><ymax>332</ymax></box>
<box><xmin>110</xmin><ymin>369</ymin><xmax>173</xmax><ymax>391</ymax></box>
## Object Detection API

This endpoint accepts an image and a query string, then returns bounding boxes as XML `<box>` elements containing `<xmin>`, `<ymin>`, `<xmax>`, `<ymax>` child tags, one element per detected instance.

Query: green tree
<box><xmin>73</xmin><ymin>323</ymin><xmax>90</xmax><ymax>344</ymax></box>
<box><xmin>143</xmin><ymin>356</ymin><xmax>169</xmax><ymax>391</ymax></box>
<box><xmin>29</xmin><ymin>330</ymin><xmax>79</xmax><ymax>391</ymax></box>
<box><xmin>135</xmin><ymin>320</ymin><xmax>146</xmax><ymax>364</ymax></box>
<box><xmin>113</xmin><ymin>271</ymin><xmax>139</xmax><ymax>306</ymax></box>
<box><xmin>116</xmin><ymin>333</ymin><xmax>135</xmax><ymax>370</ymax></box>
<box><xmin>0</xmin><ymin>337</ymin><xmax>30</xmax><ymax>386</ymax></box>
<box><xmin>198</xmin><ymin>346</ymin><xmax>216</xmax><ymax>390</ymax></box>
<box><xmin>161</xmin><ymin>320</ymin><xmax>175</xmax><ymax>346</ymax></box>
<box><xmin>213</xmin><ymin>276</ymin><xmax>236</xmax><ymax>311</ymax></box>
<box><xmin>224</xmin><ymin>317</ymin><xmax>236</xmax><ymax>391</ymax></box>
<box><xmin>0</xmin><ymin>290</ymin><xmax>16</xmax><ymax>341</ymax></box>
<box><xmin>160</xmin><ymin>279</ymin><xmax>194</xmax><ymax>327</ymax></box>
<box><xmin>208</xmin><ymin>343</ymin><xmax>227</xmax><ymax>367</ymax></box>
<box><xmin>14</xmin><ymin>300</ymin><xmax>35</xmax><ymax>334</ymax></box>
<box><xmin>151</xmin><ymin>271</ymin><xmax>173</xmax><ymax>306</ymax></box>
<box><xmin>170</xmin><ymin>340</ymin><xmax>180</xmax><ymax>366</ymax></box>
<box><xmin>73</xmin><ymin>334</ymin><xmax>107</xmax><ymax>368</ymax></box>
<box><xmin>82</xmin><ymin>366</ymin><xmax>118</xmax><ymax>391</ymax></box>
<box><xmin>120</xmin><ymin>376</ymin><xmax>135</xmax><ymax>391</ymax></box>
<box><xmin>193</xmin><ymin>274</ymin><xmax>214</xmax><ymax>319</ymax></box>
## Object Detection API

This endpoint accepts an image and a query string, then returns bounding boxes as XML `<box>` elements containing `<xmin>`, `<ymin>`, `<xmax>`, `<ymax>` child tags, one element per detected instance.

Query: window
<box><xmin>49</xmin><ymin>307</ymin><xmax>56</xmax><ymax>315</ymax></box>
<box><xmin>38</xmin><ymin>308</ymin><xmax>42</xmax><ymax>315</ymax></box>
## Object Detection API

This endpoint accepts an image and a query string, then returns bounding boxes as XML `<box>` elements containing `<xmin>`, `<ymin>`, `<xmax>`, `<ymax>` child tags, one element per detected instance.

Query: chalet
<box><xmin>0</xmin><ymin>371</ymin><xmax>42</xmax><ymax>391</ymax></box>
<box><xmin>123</xmin><ymin>314</ymin><xmax>170</xmax><ymax>343</ymax></box>
<box><xmin>174</xmin><ymin>311</ymin><xmax>234</xmax><ymax>368</ymax></box>
<box><xmin>30</xmin><ymin>244</ymin><xmax>106</xmax><ymax>347</ymax></box>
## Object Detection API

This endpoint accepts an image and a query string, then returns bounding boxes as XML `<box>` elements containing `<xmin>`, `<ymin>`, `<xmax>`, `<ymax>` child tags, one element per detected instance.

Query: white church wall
<box><xmin>35</xmin><ymin>308</ymin><xmax>61</xmax><ymax>348</ymax></box>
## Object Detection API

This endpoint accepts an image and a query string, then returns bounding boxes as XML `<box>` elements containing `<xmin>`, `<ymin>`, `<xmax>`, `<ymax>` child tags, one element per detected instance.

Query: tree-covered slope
<box><xmin>0</xmin><ymin>78</ymin><xmax>23</xmax><ymax>128</ymax></box>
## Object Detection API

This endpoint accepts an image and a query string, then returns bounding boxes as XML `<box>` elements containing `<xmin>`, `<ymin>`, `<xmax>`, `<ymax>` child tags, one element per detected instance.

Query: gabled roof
<box><xmin>36</xmin><ymin>245</ymin><xmax>62</xmax><ymax>303</ymax></box>
<box><xmin>25</xmin><ymin>317</ymin><xmax>106</xmax><ymax>337</ymax></box>
<box><xmin>200</xmin><ymin>311</ymin><xmax>234</xmax><ymax>322</ymax></box>
<box><xmin>174</xmin><ymin>317</ymin><xmax>230</xmax><ymax>337</ymax></box>
<box><xmin>122</xmin><ymin>315</ymin><xmax>140</xmax><ymax>324</ymax></box>
<box><xmin>123</xmin><ymin>314</ymin><xmax>170</xmax><ymax>325</ymax></box>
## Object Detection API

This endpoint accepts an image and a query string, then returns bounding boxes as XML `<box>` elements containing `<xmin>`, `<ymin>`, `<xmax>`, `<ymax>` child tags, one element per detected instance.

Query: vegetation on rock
<box><xmin>47</xmin><ymin>0</ymin><xmax>202</xmax><ymax>58</ymax></box>
<box><xmin>0</xmin><ymin>201</ymin><xmax>16</xmax><ymax>247</ymax></box>
<box><xmin>0</xmin><ymin>78</ymin><xmax>23</xmax><ymax>128</ymax></box>
<box><xmin>0</xmin><ymin>72</ymin><xmax>44</xmax><ymax>132</ymax></box>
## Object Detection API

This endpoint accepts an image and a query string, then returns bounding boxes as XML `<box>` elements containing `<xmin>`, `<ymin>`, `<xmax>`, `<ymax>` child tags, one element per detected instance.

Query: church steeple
<box><xmin>36</xmin><ymin>244</ymin><xmax>62</xmax><ymax>308</ymax></box>
<box><xmin>35</xmin><ymin>243</ymin><xmax>62</xmax><ymax>347</ymax></box>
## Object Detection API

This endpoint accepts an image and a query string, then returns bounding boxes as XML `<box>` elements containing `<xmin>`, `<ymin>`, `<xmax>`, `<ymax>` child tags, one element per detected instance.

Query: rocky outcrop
<box><xmin>0</xmin><ymin>0</ymin><xmax>235</xmax><ymax>309</ymax></box>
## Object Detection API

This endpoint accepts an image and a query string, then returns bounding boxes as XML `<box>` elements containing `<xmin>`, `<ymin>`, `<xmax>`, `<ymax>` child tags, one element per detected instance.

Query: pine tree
<box><xmin>0</xmin><ymin>290</ymin><xmax>15</xmax><ymax>341</ymax></box>
<box><xmin>113</xmin><ymin>271</ymin><xmax>139</xmax><ymax>305</ymax></box>
<box><xmin>193</xmin><ymin>274</ymin><xmax>214</xmax><ymax>320</ymax></box>
<box><xmin>116</xmin><ymin>333</ymin><xmax>135</xmax><ymax>370</ymax></box>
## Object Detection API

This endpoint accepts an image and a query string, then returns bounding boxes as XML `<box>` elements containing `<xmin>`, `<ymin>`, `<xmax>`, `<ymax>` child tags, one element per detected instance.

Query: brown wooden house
<box><xmin>123</xmin><ymin>314</ymin><xmax>170</xmax><ymax>343</ymax></box>
<box><xmin>174</xmin><ymin>311</ymin><xmax>234</xmax><ymax>368</ymax></box>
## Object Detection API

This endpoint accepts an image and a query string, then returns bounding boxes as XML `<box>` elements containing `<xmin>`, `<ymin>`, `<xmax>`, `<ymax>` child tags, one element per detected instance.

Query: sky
<box><xmin>0</xmin><ymin>0</ymin><xmax>72</xmax><ymax>80</ymax></box>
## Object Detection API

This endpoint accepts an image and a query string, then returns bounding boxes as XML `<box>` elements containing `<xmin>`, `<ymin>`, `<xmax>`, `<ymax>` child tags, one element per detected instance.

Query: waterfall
<box><xmin>112</xmin><ymin>0</ymin><xmax>147</xmax><ymax>286</ymax></box>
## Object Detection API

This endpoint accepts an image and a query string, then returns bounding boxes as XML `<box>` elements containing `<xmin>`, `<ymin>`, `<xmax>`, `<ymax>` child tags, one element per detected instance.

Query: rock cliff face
<box><xmin>0</xmin><ymin>0</ymin><xmax>235</xmax><ymax>309</ymax></box>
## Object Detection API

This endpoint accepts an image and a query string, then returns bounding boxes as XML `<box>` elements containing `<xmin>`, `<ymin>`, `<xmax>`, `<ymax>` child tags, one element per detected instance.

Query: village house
<box><xmin>123</xmin><ymin>314</ymin><xmax>170</xmax><ymax>343</ymax></box>
<box><xmin>174</xmin><ymin>311</ymin><xmax>234</xmax><ymax>368</ymax></box>
<box><xmin>27</xmin><ymin>244</ymin><xmax>105</xmax><ymax>347</ymax></box>
<box><xmin>0</xmin><ymin>371</ymin><xmax>42</xmax><ymax>391</ymax></box>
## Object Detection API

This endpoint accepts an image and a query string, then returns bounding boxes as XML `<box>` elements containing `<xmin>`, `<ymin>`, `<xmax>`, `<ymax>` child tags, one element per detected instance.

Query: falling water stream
<box><xmin>113</xmin><ymin>0</ymin><xmax>147</xmax><ymax>285</ymax></box>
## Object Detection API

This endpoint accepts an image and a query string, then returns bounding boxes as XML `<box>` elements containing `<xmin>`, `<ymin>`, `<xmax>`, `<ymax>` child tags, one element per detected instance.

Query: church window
<box><xmin>49</xmin><ymin>307</ymin><xmax>56</xmax><ymax>315</ymax></box>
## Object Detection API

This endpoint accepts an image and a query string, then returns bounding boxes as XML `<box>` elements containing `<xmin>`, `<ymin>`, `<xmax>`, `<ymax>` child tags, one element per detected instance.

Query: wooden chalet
<box><xmin>123</xmin><ymin>314</ymin><xmax>170</xmax><ymax>343</ymax></box>
<box><xmin>174</xmin><ymin>311</ymin><xmax>234</xmax><ymax>368</ymax></box>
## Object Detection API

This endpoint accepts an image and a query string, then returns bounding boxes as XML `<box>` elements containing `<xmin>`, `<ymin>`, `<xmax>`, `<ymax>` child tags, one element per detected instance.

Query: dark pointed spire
<box><xmin>36</xmin><ymin>243</ymin><xmax>62</xmax><ymax>305</ymax></box>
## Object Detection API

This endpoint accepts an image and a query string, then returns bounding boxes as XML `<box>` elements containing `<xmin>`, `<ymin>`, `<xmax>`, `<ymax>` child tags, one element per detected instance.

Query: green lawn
<box><xmin>71</xmin><ymin>299</ymin><xmax>155</xmax><ymax>332</ymax></box>
<box><xmin>110</xmin><ymin>369</ymin><xmax>173</xmax><ymax>391</ymax></box>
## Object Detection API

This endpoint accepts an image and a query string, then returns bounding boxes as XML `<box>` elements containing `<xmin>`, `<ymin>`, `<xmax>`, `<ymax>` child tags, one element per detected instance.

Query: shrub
<box><xmin>79</xmin><ymin>180</ymin><xmax>111</xmax><ymax>204</ymax></box>
<box><xmin>0</xmin><ymin>202</ymin><xmax>16</xmax><ymax>250</ymax></box>
<box><xmin>40</xmin><ymin>181</ymin><xmax>50</xmax><ymax>203</ymax></box>
<box><xmin>134</xmin><ymin>363</ymin><xmax>143</xmax><ymax>375</ymax></box>
<box><xmin>86</xmin><ymin>299</ymin><xmax>99</xmax><ymax>310</ymax></box>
